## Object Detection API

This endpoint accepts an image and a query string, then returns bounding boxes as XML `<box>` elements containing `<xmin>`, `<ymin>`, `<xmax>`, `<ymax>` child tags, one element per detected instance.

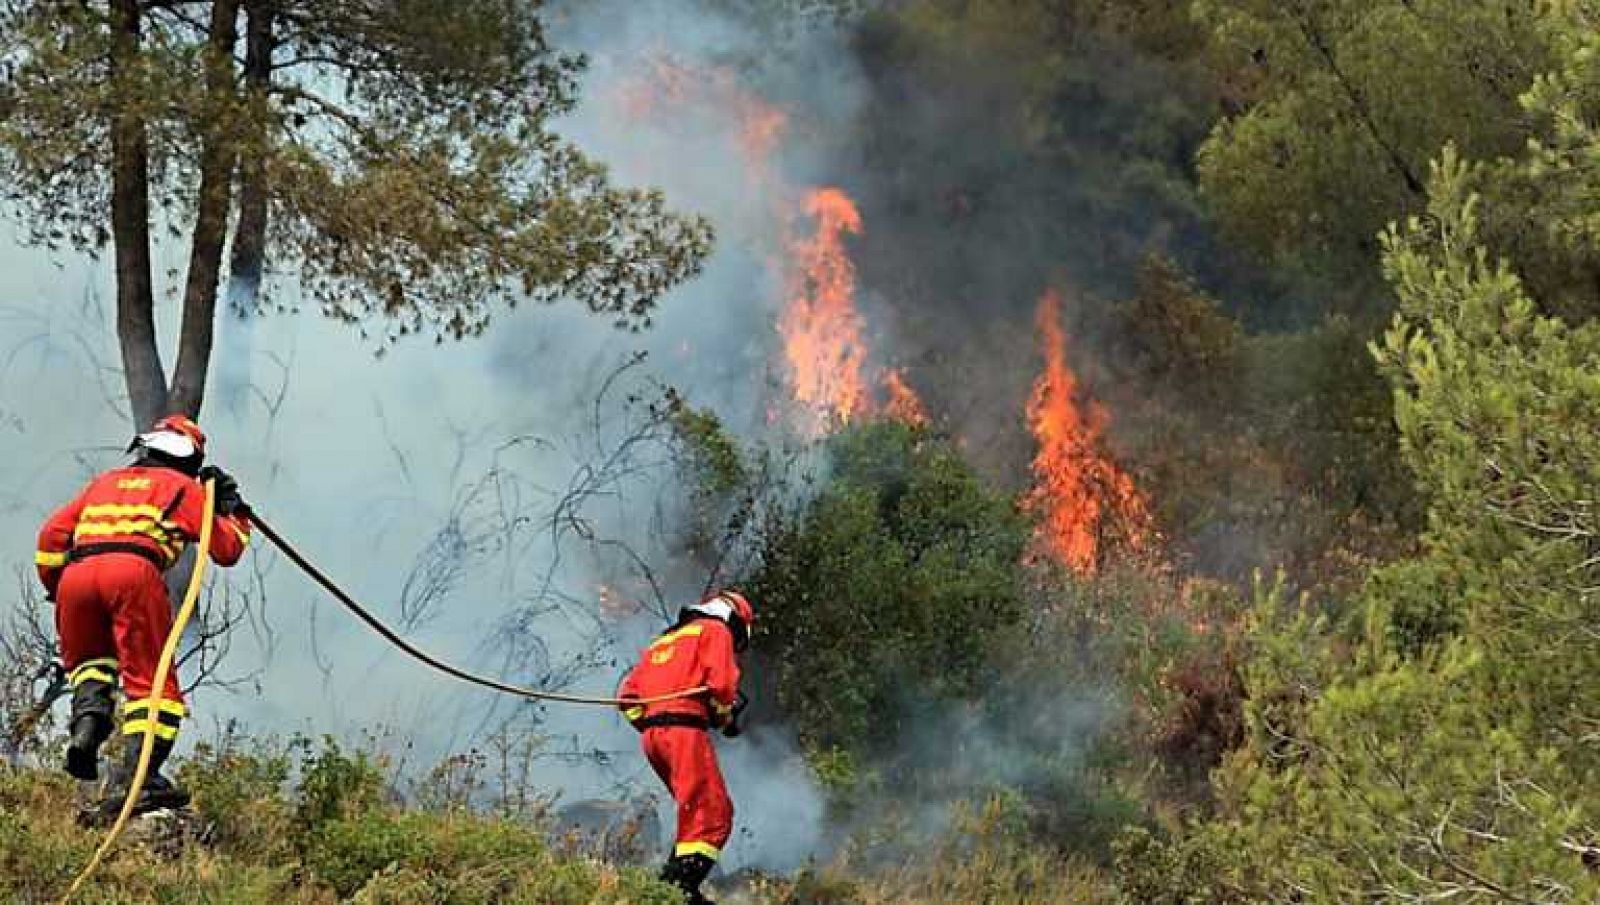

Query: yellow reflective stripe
<box><xmin>623</xmin><ymin>705</ymin><xmax>645</xmax><ymax>722</ymax></box>
<box><xmin>34</xmin><ymin>550</ymin><xmax>68</xmax><ymax>568</ymax></box>
<box><xmin>651</xmin><ymin>624</ymin><xmax>705</xmax><ymax>648</ymax></box>
<box><xmin>121</xmin><ymin>719</ymin><xmax>180</xmax><ymax>741</ymax></box>
<box><xmin>74</xmin><ymin>520</ymin><xmax>165</xmax><ymax>539</ymax></box>
<box><xmin>69</xmin><ymin>658</ymin><xmax>120</xmax><ymax>687</ymax></box>
<box><xmin>83</xmin><ymin>504</ymin><xmax>165</xmax><ymax>519</ymax></box>
<box><xmin>73</xmin><ymin>519</ymin><xmax>182</xmax><ymax>565</ymax></box>
<box><xmin>231</xmin><ymin>521</ymin><xmax>250</xmax><ymax>549</ymax></box>
<box><xmin>123</xmin><ymin>698</ymin><xmax>187</xmax><ymax>719</ymax></box>
<box><xmin>674</xmin><ymin>841</ymin><xmax>721</xmax><ymax>860</ymax></box>
<box><xmin>70</xmin><ymin>668</ymin><xmax>116</xmax><ymax>687</ymax></box>
<box><xmin>712</xmin><ymin>700</ymin><xmax>734</xmax><ymax>717</ymax></box>
<box><xmin>157</xmin><ymin>523</ymin><xmax>187</xmax><ymax>560</ymax></box>
<box><xmin>81</xmin><ymin>504</ymin><xmax>165</xmax><ymax>520</ymax></box>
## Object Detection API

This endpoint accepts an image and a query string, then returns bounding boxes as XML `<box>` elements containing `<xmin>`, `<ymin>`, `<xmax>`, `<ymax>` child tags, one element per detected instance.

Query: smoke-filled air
<box><xmin>3</xmin><ymin>1</ymin><xmax>1599</xmax><ymax>903</ymax></box>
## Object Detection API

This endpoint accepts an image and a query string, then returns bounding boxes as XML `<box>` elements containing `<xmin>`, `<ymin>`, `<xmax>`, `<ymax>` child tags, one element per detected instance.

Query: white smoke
<box><xmin>0</xmin><ymin>0</ymin><xmax>880</xmax><ymax>872</ymax></box>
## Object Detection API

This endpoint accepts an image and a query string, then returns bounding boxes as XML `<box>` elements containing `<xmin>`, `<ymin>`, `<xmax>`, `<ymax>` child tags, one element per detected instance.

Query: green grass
<box><xmin>0</xmin><ymin>736</ymin><xmax>1131</xmax><ymax>905</ymax></box>
<box><xmin>0</xmin><ymin>738</ymin><xmax>679</xmax><ymax>905</ymax></box>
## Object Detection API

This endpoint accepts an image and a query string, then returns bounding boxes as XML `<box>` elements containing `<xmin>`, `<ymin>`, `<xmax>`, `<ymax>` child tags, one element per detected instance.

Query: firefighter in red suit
<box><xmin>34</xmin><ymin>414</ymin><xmax>252</xmax><ymax>817</ymax></box>
<box><xmin>619</xmin><ymin>590</ymin><xmax>754</xmax><ymax>905</ymax></box>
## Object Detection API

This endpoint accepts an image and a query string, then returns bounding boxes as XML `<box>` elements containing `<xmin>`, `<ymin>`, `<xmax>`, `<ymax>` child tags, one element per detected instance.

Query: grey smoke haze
<box><xmin>0</xmin><ymin>0</ymin><xmax>1187</xmax><ymax>874</ymax></box>
<box><xmin>0</xmin><ymin>0</ymin><xmax>882</xmax><ymax>872</ymax></box>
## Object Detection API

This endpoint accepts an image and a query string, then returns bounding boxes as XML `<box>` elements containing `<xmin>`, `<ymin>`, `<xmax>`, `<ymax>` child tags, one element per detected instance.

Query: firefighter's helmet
<box><xmin>707</xmin><ymin>590</ymin><xmax>755</xmax><ymax>652</ymax></box>
<box><xmin>132</xmin><ymin>414</ymin><xmax>207</xmax><ymax>470</ymax></box>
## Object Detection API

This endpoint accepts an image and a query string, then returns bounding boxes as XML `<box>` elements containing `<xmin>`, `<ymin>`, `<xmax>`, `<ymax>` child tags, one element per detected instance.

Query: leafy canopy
<box><xmin>0</xmin><ymin>0</ymin><xmax>713</xmax><ymax>341</ymax></box>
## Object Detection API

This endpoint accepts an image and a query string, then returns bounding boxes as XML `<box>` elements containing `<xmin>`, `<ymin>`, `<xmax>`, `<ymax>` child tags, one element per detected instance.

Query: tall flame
<box><xmin>618</xmin><ymin>56</ymin><xmax>927</xmax><ymax>434</ymax></box>
<box><xmin>780</xmin><ymin>188</ymin><xmax>873</xmax><ymax>433</ymax></box>
<box><xmin>1024</xmin><ymin>289</ymin><xmax>1151</xmax><ymax>573</ymax></box>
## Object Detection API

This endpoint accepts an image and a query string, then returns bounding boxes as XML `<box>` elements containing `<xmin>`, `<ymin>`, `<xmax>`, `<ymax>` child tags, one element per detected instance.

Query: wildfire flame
<box><xmin>780</xmin><ymin>188</ymin><xmax>874</xmax><ymax>433</ymax></box>
<box><xmin>618</xmin><ymin>55</ymin><xmax>927</xmax><ymax>435</ymax></box>
<box><xmin>883</xmin><ymin>368</ymin><xmax>929</xmax><ymax>427</ymax></box>
<box><xmin>1024</xmin><ymin>289</ymin><xmax>1151</xmax><ymax>573</ymax></box>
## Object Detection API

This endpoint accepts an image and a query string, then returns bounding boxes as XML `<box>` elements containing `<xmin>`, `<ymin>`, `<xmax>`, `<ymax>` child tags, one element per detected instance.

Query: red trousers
<box><xmin>642</xmin><ymin>727</ymin><xmax>733</xmax><ymax>860</ymax></box>
<box><xmin>54</xmin><ymin>554</ymin><xmax>185</xmax><ymax>707</ymax></box>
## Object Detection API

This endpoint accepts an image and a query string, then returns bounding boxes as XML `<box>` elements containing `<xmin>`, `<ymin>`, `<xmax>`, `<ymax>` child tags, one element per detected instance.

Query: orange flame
<box><xmin>780</xmin><ymin>188</ymin><xmax>872</xmax><ymax>433</ymax></box>
<box><xmin>616</xmin><ymin>56</ymin><xmax>928</xmax><ymax>434</ymax></box>
<box><xmin>883</xmin><ymin>369</ymin><xmax>929</xmax><ymax>427</ymax></box>
<box><xmin>1024</xmin><ymin>290</ymin><xmax>1151</xmax><ymax>573</ymax></box>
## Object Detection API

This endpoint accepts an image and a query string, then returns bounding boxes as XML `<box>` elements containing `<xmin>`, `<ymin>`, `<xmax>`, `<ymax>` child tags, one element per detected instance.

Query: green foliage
<box><xmin>0</xmin><ymin>740</ymin><xmax>679</xmax><ymax>905</ymax></box>
<box><xmin>669</xmin><ymin>394</ymin><xmax>748</xmax><ymax>499</ymax></box>
<box><xmin>305</xmin><ymin>811</ymin><xmax>542</xmax><ymax>898</ymax></box>
<box><xmin>1134</xmin><ymin>138</ymin><xmax>1600</xmax><ymax>902</ymax></box>
<box><xmin>294</xmin><ymin>736</ymin><xmax>390</xmax><ymax>835</ymax></box>
<box><xmin>749</xmin><ymin>422</ymin><xmax>1030</xmax><ymax>762</ymax></box>
<box><xmin>179</xmin><ymin>730</ymin><xmax>296</xmax><ymax>861</ymax></box>
<box><xmin>0</xmin><ymin>0</ymin><xmax>712</xmax><ymax>341</ymax></box>
<box><xmin>841</xmin><ymin>0</ymin><xmax>1245</xmax><ymax>332</ymax></box>
<box><xmin>1111</xmin><ymin>824</ymin><xmax>1252</xmax><ymax>905</ymax></box>
<box><xmin>1102</xmin><ymin>257</ymin><xmax>1416</xmax><ymax>586</ymax></box>
<box><xmin>1194</xmin><ymin>0</ymin><xmax>1553</xmax><ymax>297</ymax></box>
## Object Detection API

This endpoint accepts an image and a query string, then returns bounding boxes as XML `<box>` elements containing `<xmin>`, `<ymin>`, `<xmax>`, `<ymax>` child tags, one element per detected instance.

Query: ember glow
<box><xmin>1024</xmin><ymin>290</ymin><xmax>1151</xmax><ymax>573</ymax></box>
<box><xmin>779</xmin><ymin>187</ymin><xmax>873</xmax><ymax>434</ymax></box>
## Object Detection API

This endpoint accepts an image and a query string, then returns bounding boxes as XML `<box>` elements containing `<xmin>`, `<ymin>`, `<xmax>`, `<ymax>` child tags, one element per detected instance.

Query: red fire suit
<box><xmin>619</xmin><ymin>616</ymin><xmax>742</xmax><ymax>862</ymax></box>
<box><xmin>36</xmin><ymin>465</ymin><xmax>251</xmax><ymax>742</ymax></box>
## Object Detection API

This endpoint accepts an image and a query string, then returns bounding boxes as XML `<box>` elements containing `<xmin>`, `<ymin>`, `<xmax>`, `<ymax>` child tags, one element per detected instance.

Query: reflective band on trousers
<box><xmin>121</xmin><ymin>697</ymin><xmax>185</xmax><ymax>740</ymax></box>
<box><xmin>69</xmin><ymin>658</ymin><xmax>119</xmax><ymax>688</ymax></box>
<box><xmin>675</xmin><ymin>841</ymin><xmax>721</xmax><ymax>860</ymax></box>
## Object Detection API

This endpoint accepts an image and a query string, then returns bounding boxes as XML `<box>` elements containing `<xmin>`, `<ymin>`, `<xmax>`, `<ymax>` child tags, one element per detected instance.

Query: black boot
<box><xmin>660</xmin><ymin>853</ymin><xmax>717</xmax><ymax>905</ymax></box>
<box><xmin>63</xmin><ymin>676</ymin><xmax>116</xmax><ymax>781</ymax></box>
<box><xmin>85</xmin><ymin>735</ymin><xmax>191</xmax><ymax>826</ymax></box>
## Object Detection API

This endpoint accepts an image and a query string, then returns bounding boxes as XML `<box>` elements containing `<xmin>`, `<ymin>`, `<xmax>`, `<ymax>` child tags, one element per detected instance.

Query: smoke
<box><xmin>0</xmin><ymin>0</ymin><xmax>1227</xmax><ymax>875</ymax></box>
<box><xmin>0</xmin><ymin>0</ymin><xmax>869</xmax><ymax>874</ymax></box>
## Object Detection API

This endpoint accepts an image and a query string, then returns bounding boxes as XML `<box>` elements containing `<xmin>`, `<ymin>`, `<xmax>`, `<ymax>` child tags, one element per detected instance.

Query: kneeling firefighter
<box><xmin>34</xmin><ymin>415</ymin><xmax>252</xmax><ymax>818</ymax></box>
<box><xmin>619</xmin><ymin>591</ymin><xmax>754</xmax><ymax>905</ymax></box>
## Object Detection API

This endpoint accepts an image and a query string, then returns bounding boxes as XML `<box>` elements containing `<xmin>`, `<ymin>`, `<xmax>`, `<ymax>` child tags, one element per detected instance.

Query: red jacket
<box><xmin>620</xmin><ymin>615</ymin><xmax>741</xmax><ymax>728</ymax></box>
<box><xmin>35</xmin><ymin>465</ymin><xmax>251</xmax><ymax>595</ymax></box>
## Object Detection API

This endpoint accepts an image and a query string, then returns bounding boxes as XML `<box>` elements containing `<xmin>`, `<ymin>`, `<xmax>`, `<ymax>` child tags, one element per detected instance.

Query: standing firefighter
<box><xmin>34</xmin><ymin>415</ymin><xmax>251</xmax><ymax>817</ymax></box>
<box><xmin>620</xmin><ymin>591</ymin><xmax>754</xmax><ymax>905</ymax></box>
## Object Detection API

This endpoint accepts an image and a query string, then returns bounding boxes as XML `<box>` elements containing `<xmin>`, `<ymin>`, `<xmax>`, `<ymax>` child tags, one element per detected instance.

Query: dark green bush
<box><xmin>749</xmin><ymin>422</ymin><xmax>1030</xmax><ymax>761</ymax></box>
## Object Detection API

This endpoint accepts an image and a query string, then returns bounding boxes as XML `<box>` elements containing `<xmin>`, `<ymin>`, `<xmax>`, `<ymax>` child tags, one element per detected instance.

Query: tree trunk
<box><xmin>168</xmin><ymin>0</ymin><xmax>243</xmax><ymax>418</ymax></box>
<box><xmin>227</xmin><ymin>0</ymin><xmax>274</xmax><ymax>308</ymax></box>
<box><xmin>109</xmin><ymin>0</ymin><xmax>167</xmax><ymax>429</ymax></box>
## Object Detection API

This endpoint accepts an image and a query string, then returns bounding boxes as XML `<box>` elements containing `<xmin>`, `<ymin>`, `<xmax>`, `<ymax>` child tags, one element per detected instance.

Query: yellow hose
<box><xmin>58</xmin><ymin>478</ymin><xmax>216</xmax><ymax>905</ymax></box>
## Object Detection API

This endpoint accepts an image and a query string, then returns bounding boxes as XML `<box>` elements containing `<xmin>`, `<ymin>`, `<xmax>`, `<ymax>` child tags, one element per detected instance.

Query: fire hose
<box><xmin>60</xmin><ymin>478</ymin><xmax>218</xmax><ymax>905</ymax></box>
<box><xmin>245</xmin><ymin>508</ymin><xmax>707</xmax><ymax>708</ymax></box>
<box><xmin>59</xmin><ymin>488</ymin><xmax>704</xmax><ymax>903</ymax></box>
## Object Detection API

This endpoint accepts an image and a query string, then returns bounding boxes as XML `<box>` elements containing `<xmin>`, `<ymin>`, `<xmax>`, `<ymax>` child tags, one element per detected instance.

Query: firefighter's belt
<box><xmin>67</xmin><ymin>543</ymin><xmax>166</xmax><ymax>571</ymax></box>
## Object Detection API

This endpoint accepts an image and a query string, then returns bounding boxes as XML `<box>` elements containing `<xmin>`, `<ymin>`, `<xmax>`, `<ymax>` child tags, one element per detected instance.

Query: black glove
<box><xmin>721</xmin><ymin>692</ymin><xmax>749</xmax><ymax>738</ymax></box>
<box><xmin>199</xmin><ymin>465</ymin><xmax>248</xmax><ymax>517</ymax></box>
